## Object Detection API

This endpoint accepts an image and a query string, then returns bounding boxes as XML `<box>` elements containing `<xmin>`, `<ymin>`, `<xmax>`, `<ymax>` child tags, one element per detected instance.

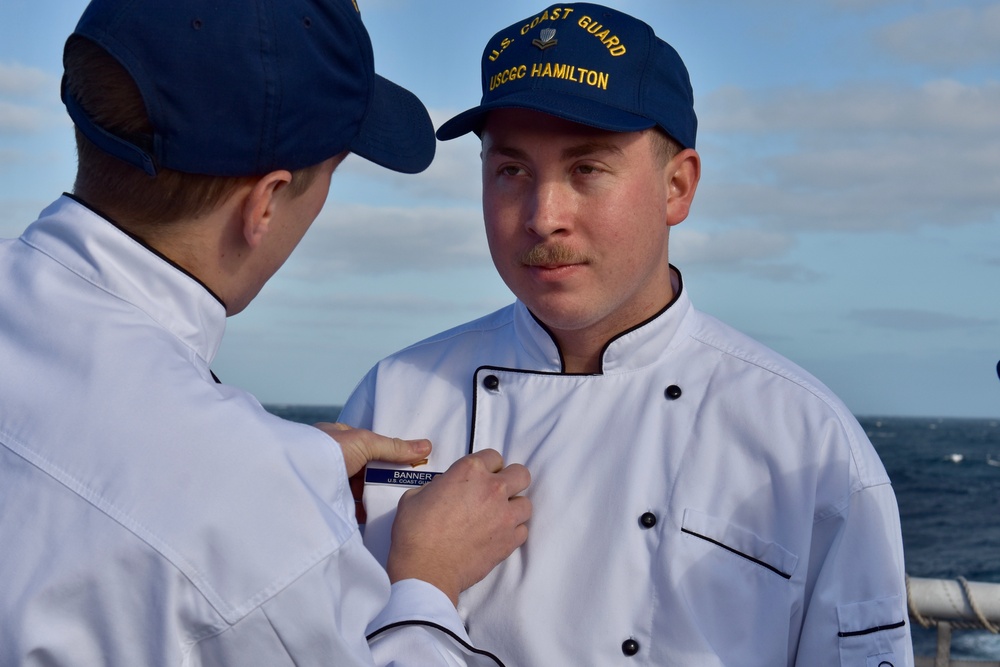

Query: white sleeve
<box><xmin>192</xmin><ymin>551</ymin><xmax>506</xmax><ymax>666</ymax></box>
<box><xmin>795</xmin><ymin>482</ymin><xmax>913</xmax><ymax>666</ymax></box>
<box><xmin>367</xmin><ymin>580</ymin><xmax>504</xmax><ymax>667</ymax></box>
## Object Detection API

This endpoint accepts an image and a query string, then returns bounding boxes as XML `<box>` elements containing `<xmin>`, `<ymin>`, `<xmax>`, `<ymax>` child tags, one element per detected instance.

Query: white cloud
<box><xmin>254</xmin><ymin>289</ymin><xmax>498</xmax><ymax>322</ymax></box>
<box><xmin>697</xmin><ymin>80</ymin><xmax>1000</xmax><ymax>231</ymax></box>
<box><xmin>0</xmin><ymin>62</ymin><xmax>52</xmax><ymax>97</ymax></box>
<box><xmin>0</xmin><ymin>197</ymin><xmax>54</xmax><ymax>235</ymax></box>
<box><xmin>336</xmin><ymin>106</ymin><xmax>483</xmax><ymax>203</ymax></box>
<box><xmin>287</xmin><ymin>203</ymin><xmax>490</xmax><ymax>277</ymax></box>
<box><xmin>0</xmin><ymin>100</ymin><xmax>45</xmax><ymax>133</ymax></box>
<box><xmin>420</xmin><ymin>133</ymin><xmax>484</xmax><ymax>201</ymax></box>
<box><xmin>0</xmin><ymin>147</ymin><xmax>21</xmax><ymax>166</ymax></box>
<box><xmin>357</xmin><ymin>0</ymin><xmax>408</xmax><ymax>8</ymax></box>
<box><xmin>703</xmin><ymin>80</ymin><xmax>1000</xmax><ymax>135</ymax></box>
<box><xmin>878</xmin><ymin>3</ymin><xmax>1000</xmax><ymax>68</ymax></box>
<box><xmin>849</xmin><ymin>307</ymin><xmax>997</xmax><ymax>331</ymax></box>
<box><xmin>670</xmin><ymin>227</ymin><xmax>820</xmax><ymax>282</ymax></box>
<box><xmin>827</xmin><ymin>0</ymin><xmax>900</xmax><ymax>9</ymax></box>
<box><xmin>338</xmin><ymin>131</ymin><xmax>482</xmax><ymax>202</ymax></box>
<box><xmin>0</xmin><ymin>63</ymin><xmax>61</xmax><ymax>135</ymax></box>
<box><xmin>672</xmin><ymin>227</ymin><xmax>795</xmax><ymax>264</ymax></box>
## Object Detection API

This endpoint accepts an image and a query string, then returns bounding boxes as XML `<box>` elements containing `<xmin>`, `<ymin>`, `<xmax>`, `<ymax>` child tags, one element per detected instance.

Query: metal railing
<box><xmin>908</xmin><ymin>576</ymin><xmax>1000</xmax><ymax>666</ymax></box>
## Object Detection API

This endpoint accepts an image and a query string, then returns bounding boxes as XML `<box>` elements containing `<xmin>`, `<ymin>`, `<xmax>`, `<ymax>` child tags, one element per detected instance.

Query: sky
<box><xmin>1</xmin><ymin>0</ymin><xmax>998</xmax><ymax>418</ymax></box>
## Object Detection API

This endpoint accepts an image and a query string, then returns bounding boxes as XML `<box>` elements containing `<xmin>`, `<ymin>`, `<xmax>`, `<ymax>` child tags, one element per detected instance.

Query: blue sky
<box><xmin>2</xmin><ymin>0</ymin><xmax>998</xmax><ymax>418</ymax></box>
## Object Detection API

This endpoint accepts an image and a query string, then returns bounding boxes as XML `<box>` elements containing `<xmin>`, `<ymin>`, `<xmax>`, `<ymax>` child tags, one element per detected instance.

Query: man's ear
<box><xmin>665</xmin><ymin>149</ymin><xmax>701</xmax><ymax>227</ymax></box>
<box><xmin>242</xmin><ymin>170</ymin><xmax>293</xmax><ymax>248</ymax></box>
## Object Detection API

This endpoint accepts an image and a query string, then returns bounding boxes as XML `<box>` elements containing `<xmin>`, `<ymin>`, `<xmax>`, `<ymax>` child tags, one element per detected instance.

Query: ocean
<box><xmin>266</xmin><ymin>406</ymin><xmax>1000</xmax><ymax>660</ymax></box>
<box><xmin>865</xmin><ymin>416</ymin><xmax>1000</xmax><ymax>659</ymax></box>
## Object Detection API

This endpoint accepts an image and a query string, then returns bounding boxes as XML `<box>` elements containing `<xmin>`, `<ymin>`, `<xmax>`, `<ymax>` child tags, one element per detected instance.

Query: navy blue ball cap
<box><xmin>436</xmin><ymin>2</ymin><xmax>696</xmax><ymax>149</ymax></box>
<box><xmin>62</xmin><ymin>0</ymin><xmax>435</xmax><ymax>177</ymax></box>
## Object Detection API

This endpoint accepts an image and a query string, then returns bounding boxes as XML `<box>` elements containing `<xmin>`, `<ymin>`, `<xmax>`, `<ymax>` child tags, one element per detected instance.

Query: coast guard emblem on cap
<box><xmin>533</xmin><ymin>28</ymin><xmax>558</xmax><ymax>50</ymax></box>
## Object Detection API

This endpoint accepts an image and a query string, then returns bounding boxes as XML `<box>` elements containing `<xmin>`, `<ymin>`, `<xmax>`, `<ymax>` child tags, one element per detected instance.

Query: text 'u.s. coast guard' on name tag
<box><xmin>365</xmin><ymin>467</ymin><xmax>442</xmax><ymax>488</ymax></box>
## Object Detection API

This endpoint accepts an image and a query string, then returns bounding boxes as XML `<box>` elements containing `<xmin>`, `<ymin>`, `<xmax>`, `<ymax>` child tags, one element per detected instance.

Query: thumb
<box><xmin>314</xmin><ymin>422</ymin><xmax>432</xmax><ymax>477</ymax></box>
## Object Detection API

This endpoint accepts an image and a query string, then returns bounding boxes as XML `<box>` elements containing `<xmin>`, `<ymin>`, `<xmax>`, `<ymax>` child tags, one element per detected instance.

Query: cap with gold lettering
<box><xmin>436</xmin><ymin>2</ymin><xmax>696</xmax><ymax>149</ymax></box>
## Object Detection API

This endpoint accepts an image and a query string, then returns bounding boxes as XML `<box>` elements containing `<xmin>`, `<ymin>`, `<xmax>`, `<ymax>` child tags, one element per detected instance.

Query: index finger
<box><xmin>461</xmin><ymin>448</ymin><xmax>505</xmax><ymax>473</ymax></box>
<box><xmin>495</xmin><ymin>462</ymin><xmax>531</xmax><ymax>497</ymax></box>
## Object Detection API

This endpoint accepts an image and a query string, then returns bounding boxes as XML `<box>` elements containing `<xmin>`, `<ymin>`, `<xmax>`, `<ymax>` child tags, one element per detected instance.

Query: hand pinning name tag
<box><xmin>365</xmin><ymin>467</ymin><xmax>443</xmax><ymax>488</ymax></box>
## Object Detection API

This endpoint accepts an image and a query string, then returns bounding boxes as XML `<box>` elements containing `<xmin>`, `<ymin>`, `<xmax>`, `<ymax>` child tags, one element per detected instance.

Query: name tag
<box><xmin>365</xmin><ymin>467</ymin><xmax>442</xmax><ymax>488</ymax></box>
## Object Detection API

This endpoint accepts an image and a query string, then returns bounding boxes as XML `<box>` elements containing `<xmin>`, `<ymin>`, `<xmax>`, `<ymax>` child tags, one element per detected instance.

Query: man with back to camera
<box><xmin>0</xmin><ymin>0</ymin><xmax>532</xmax><ymax>665</ymax></box>
<box><xmin>339</xmin><ymin>3</ymin><xmax>913</xmax><ymax>665</ymax></box>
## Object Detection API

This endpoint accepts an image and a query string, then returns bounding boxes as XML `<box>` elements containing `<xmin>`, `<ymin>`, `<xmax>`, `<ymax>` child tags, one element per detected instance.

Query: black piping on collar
<box><xmin>64</xmin><ymin>193</ymin><xmax>227</xmax><ymax>309</ymax></box>
<box><xmin>525</xmin><ymin>265</ymin><xmax>685</xmax><ymax>375</ymax></box>
<box><xmin>469</xmin><ymin>364</ymin><xmax>568</xmax><ymax>455</ymax></box>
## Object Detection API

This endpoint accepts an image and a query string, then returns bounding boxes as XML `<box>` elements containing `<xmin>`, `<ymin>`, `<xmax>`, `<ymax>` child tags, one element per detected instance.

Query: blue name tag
<box><xmin>365</xmin><ymin>467</ymin><xmax>442</xmax><ymax>488</ymax></box>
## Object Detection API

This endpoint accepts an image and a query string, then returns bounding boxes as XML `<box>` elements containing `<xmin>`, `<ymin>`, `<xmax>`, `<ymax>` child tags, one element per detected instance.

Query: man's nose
<box><xmin>524</xmin><ymin>181</ymin><xmax>569</xmax><ymax>237</ymax></box>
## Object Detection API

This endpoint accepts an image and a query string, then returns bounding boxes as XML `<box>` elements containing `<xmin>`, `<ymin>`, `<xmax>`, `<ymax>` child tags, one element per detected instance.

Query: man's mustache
<box><xmin>518</xmin><ymin>244</ymin><xmax>590</xmax><ymax>267</ymax></box>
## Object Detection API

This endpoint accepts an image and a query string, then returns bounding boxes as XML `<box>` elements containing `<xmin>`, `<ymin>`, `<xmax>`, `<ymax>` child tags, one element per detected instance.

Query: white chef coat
<box><xmin>340</xmin><ymin>270</ymin><xmax>914</xmax><ymax>667</ymax></box>
<box><xmin>0</xmin><ymin>196</ymin><xmax>500</xmax><ymax>667</ymax></box>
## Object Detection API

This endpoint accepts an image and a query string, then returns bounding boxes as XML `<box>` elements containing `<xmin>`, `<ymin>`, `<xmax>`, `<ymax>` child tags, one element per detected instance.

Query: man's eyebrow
<box><xmin>561</xmin><ymin>141</ymin><xmax>624</xmax><ymax>160</ymax></box>
<box><xmin>483</xmin><ymin>141</ymin><xmax>625</xmax><ymax>160</ymax></box>
<box><xmin>484</xmin><ymin>145</ymin><xmax>529</xmax><ymax>160</ymax></box>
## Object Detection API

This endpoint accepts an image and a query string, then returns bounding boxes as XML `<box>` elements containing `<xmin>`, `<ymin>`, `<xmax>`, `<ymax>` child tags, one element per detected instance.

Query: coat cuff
<box><xmin>367</xmin><ymin>579</ymin><xmax>468</xmax><ymax>639</ymax></box>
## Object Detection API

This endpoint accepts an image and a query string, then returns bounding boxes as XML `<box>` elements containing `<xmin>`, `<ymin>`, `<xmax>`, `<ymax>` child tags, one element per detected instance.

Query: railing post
<box><xmin>935</xmin><ymin>621</ymin><xmax>951</xmax><ymax>667</ymax></box>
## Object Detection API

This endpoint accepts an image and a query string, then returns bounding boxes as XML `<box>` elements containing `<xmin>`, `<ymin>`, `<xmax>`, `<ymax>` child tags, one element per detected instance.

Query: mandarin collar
<box><xmin>20</xmin><ymin>196</ymin><xmax>227</xmax><ymax>365</ymax></box>
<box><xmin>513</xmin><ymin>266</ymin><xmax>691</xmax><ymax>374</ymax></box>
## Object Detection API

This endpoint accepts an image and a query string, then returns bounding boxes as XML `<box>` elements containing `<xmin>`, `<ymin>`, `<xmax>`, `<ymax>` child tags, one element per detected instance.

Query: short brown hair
<box><xmin>649</xmin><ymin>126</ymin><xmax>682</xmax><ymax>166</ymax></box>
<box><xmin>64</xmin><ymin>36</ymin><xmax>322</xmax><ymax>232</ymax></box>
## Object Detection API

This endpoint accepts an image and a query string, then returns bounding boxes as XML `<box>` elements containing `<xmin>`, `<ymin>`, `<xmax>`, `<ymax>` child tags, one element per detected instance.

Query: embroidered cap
<box><xmin>436</xmin><ymin>2</ymin><xmax>697</xmax><ymax>149</ymax></box>
<box><xmin>63</xmin><ymin>0</ymin><xmax>435</xmax><ymax>176</ymax></box>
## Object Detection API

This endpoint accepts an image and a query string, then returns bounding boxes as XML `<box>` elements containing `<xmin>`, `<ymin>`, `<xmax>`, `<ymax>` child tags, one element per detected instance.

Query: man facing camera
<box><xmin>340</xmin><ymin>3</ymin><xmax>912</xmax><ymax>665</ymax></box>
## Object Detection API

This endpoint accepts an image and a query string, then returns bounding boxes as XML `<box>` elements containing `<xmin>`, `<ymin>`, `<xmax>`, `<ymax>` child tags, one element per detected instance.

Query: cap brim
<box><xmin>349</xmin><ymin>75</ymin><xmax>435</xmax><ymax>174</ymax></box>
<box><xmin>436</xmin><ymin>90</ymin><xmax>656</xmax><ymax>141</ymax></box>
